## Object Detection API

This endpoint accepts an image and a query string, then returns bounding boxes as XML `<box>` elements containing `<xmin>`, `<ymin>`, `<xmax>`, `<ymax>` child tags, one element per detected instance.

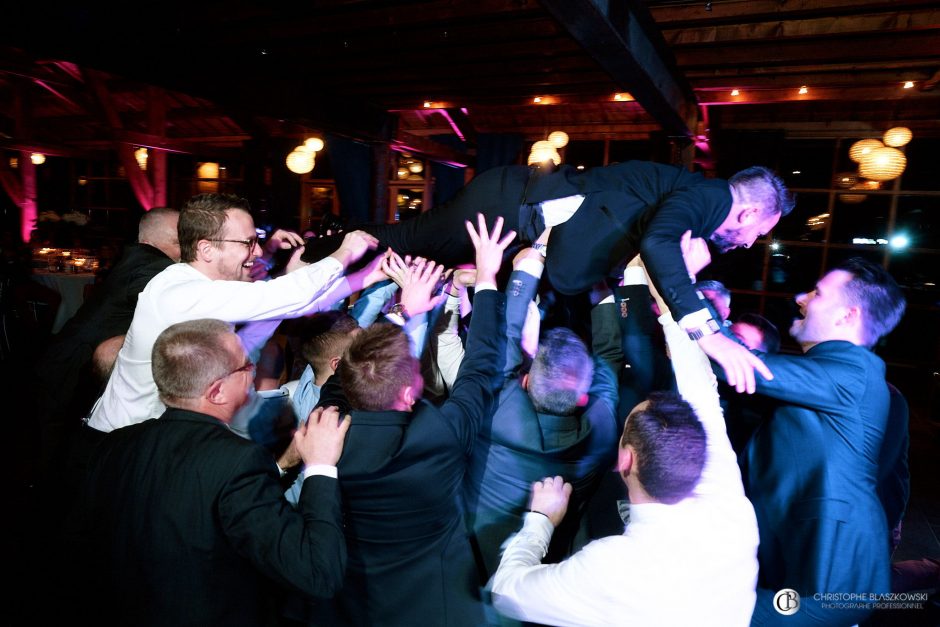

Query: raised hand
<box><xmin>397</xmin><ymin>257</ymin><xmax>447</xmax><ymax>317</ymax></box>
<box><xmin>265</xmin><ymin>229</ymin><xmax>306</xmax><ymax>254</ymax></box>
<box><xmin>464</xmin><ymin>214</ymin><xmax>516</xmax><ymax>285</ymax></box>
<box><xmin>680</xmin><ymin>229</ymin><xmax>712</xmax><ymax>279</ymax></box>
<box><xmin>698</xmin><ymin>332</ymin><xmax>773</xmax><ymax>394</ymax></box>
<box><xmin>331</xmin><ymin>230</ymin><xmax>379</xmax><ymax>268</ymax></box>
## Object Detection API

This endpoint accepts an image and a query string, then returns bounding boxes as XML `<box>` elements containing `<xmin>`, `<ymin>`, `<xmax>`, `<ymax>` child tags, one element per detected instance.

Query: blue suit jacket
<box><xmin>742</xmin><ymin>341</ymin><xmax>891</xmax><ymax>626</ymax></box>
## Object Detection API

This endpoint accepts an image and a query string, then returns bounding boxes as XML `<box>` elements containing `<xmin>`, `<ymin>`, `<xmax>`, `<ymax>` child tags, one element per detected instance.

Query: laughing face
<box><xmin>215</xmin><ymin>209</ymin><xmax>263</xmax><ymax>282</ymax></box>
<box><xmin>789</xmin><ymin>269</ymin><xmax>853</xmax><ymax>350</ymax></box>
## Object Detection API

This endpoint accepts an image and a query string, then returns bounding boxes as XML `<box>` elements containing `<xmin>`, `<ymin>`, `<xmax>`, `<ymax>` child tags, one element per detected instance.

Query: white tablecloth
<box><xmin>30</xmin><ymin>272</ymin><xmax>96</xmax><ymax>333</ymax></box>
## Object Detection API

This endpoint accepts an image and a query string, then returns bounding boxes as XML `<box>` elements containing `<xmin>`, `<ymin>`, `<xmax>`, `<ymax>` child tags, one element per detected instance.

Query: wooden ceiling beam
<box><xmin>673</xmin><ymin>30</ymin><xmax>940</xmax><ymax>69</ymax></box>
<box><xmin>391</xmin><ymin>130</ymin><xmax>471</xmax><ymax>168</ymax></box>
<box><xmin>699</xmin><ymin>84</ymin><xmax>936</xmax><ymax>105</ymax></box>
<box><xmin>648</xmin><ymin>0</ymin><xmax>939</xmax><ymax>25</ymax></box>
<box><xmin>659</xmin><ymin>8</ymin><xmax>940</xmax><ymax>45</ymax></box>
<box><xmin>539</xmin><ymin>0</ymin><xmax>698</xmax><ymax>140</ymax></box>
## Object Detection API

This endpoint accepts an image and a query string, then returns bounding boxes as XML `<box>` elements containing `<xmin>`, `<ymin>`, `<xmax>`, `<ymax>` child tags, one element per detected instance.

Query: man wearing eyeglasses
<box><xmin>68</xmin><ymin>319</ymin><xmax>350</xmax><ymax>626</ymax></box>
<box><xmin>81</xmin><ymin>193</ymin><xmax>381</xmax><ymax>451</ymax></box>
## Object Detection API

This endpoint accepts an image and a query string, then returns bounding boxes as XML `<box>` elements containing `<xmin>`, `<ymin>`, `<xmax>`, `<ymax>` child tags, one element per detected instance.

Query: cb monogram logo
<box><xmin>773</xmin><ymin>589</ymin><xmax>801</xmax><ymax>615</ymax></box>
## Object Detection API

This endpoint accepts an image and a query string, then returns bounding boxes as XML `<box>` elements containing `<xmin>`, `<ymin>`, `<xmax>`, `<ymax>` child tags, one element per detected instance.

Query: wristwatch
<box><xmin>686</xmin><ymin>318</ymin><xmax>721</xmax><ymax>341</ymax></box>
<box><xmin>388</xmin><ymin>303</ymin><xmax>411</xmax><ymax>323</ymax></box>
<box><xmin>531</xmin><ymin>242</ymin><xmax>548</xmax><ymax>258</ymax></box>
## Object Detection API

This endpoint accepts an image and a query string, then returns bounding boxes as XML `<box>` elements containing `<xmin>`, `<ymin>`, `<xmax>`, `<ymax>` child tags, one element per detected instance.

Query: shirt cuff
<box><xmin>622</xmin><ymin>266</ymin><xmax>648</xmax><ymax>286</ymax></box>
<box><xmin>514</xmin><ymin>258</ymin><xmax>545</xmax><ymax>278</ymax></box>
<box><xmin>678</xmin><ymin>308</ymin><xmax>714</xmax><ymax>330</ymax></box>
<box><xmin>476</xmin><ymin>282</ymin><xmax>497</xmax><ymax>293</ymax></box>
<box><xmin>304</xmin><ymin>464</ymin><xmax>338</xmax><ymax>480</ymax></box>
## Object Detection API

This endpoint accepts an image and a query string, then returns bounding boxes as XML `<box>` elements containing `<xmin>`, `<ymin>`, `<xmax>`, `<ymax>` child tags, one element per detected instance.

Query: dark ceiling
<box><xmin>1</xmin><ymin>0</ymin><xmax>939</xmax><ymax>164</ymax></box>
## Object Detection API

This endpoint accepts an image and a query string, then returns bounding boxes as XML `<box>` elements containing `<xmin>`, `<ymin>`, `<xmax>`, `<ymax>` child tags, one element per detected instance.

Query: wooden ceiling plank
<box><xmin>648</xmin><ymin>0</ymin><xmax>940</xmax><ymax>26</ymax></box>
<box><xmin>673</xmin><ymin>30</ymin><xmax>940</xmax><ymax>69</ymax></box>
<box><xmin>660</xmin><ymin>9</ymin><xmax>940</xmax><ymax>45</ymax></box>
<box><xmin>539</xmin><ymin>0</ymin><xmax>698</xmax><ymax>139</ymax></box>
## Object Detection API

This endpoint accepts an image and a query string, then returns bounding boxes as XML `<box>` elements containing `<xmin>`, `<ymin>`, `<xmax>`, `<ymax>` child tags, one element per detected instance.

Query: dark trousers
<box><xmin>302</xmin><ymin>165</ymin><xmax>535</xmax><ymax>269</ymax></box>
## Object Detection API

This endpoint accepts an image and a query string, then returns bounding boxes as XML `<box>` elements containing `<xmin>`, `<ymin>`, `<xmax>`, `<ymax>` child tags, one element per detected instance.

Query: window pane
<box><xmin>888</xmin><ymin>253</ymin><xmax>940</xmax><ymax>307</ymax></box>
<box><xmin>828</xmin><ymin>194</ymin><xmax>891</xmax><ymax>245</ymax></box>
<box><xmin>702</xmin><ymin>245</ymin><xmax>766</xmax><ymax>291</ymax></box>
<box><xmin>895</xmin><ymin>196</ymin><xmax>940</xmax><ymax>250</ymax></box>
<box><xmin>564</xmin><ymin>141</ymin><xmax>605</xmax><ymax>169</ymax></box>
<box><xmin>773</xmin><ymin>192</ymin><xmax>830</xmax><ymax>243</ymax></box>
<box><xmin>779</xmin><ymin>140</ymin><xmax>836</xmax><ymax>189</ymax></box>
<box><xmin>766</xmin><ymin>246</ymin><xmax>823</xmax><ymax>293</ymax></box>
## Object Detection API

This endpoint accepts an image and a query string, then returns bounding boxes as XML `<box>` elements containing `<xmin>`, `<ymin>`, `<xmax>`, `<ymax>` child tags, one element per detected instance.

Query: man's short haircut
<box><xmin>339</xmin><ymin>323</ymin><xmax>417</xmax><ymax>411</ymax></box>
<box><xmin>735</xmin><ymin>312</ymin><xmax>781</xmax><ymax>353</ymax></box>
<box><xmin>527</xmin><ymin>328</ymin><xmax>593</xmax><ymax>416</ymax></box>
<box><xmin>300</xmin><ymin>311</ymin><xmax>360</xmax><ymax>373</ymax></box>
<box><xmin>178</xmin><ymin>193</ymin><xmax>251</xmax><ymax>262</ymax></box>
<box><xmin>152</xmin><ymin>319</ymin><xmax>238</xmax><ymax>405</ymax></box>
<box><xmin>138</xmin><ymin>207</ymin><xmax>179</xmax><ymax>241</ymax></box>
<box><xmin>621</xmin><ymin>392</ymin><xmax>706</xmax><ymax>504</ymax></box>
<box><xmin>832</xmin><ymin>257</ymin><xmax>906</xmax><ymax>347</ymax></box>
<box><xmin>729</xmin><ymin>166</ymin><xmax>795</xmax><ymax>218</ymax></box>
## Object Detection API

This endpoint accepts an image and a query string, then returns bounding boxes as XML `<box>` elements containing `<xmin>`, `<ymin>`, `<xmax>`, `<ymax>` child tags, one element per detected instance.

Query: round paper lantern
<box><xmin>548</xmin><ymin>131</ymin><xmax>569</xmax><ymax>148</ymax></box>
<box><xmin>532</xmin><ymin>140</ymin><xmax>554</xmax><ymax>152</ymax></box>
<box><xmin>286</xmin><ymin>150</ymin><xmax>315</xmax><ymax>174</ymax></box>
<box><xmin>882</xmin><ymin>127</ymin><xmax>912</xmax><ymax>148</ymax></box>
<box><xmin>848</xmin><ymin>139</ymin><xmax>884</xmax><ymax>163</ymax></box>
<box><xmin>304</xmin><ymin>137</ymin><xmax>325</xmax><ymax>152</ymax></box>
<box><xmin>858</xmin><ymin>147</ymin><xmax>906</xmax><ymax>182</ymax></box>
<box><xmin>30</xmin><ymin>152</ymin><xmax>46</xmax><ymax>165</ymax></box>
<box><xmin>527</xmin><ymin>146</ymin><xmax>561</xmax><ymax>166</ymax></box>
<box><xmin>408</xmin><ymin>161</ymin><xmax>424</xmax><ymax>174</ymax></box>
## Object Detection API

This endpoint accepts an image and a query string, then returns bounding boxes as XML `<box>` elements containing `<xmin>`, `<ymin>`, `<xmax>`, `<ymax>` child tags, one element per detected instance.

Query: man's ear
<box><xmin>521</xmin><ymin>373</ymin><xmax>529</xmax><ymax>391</ymax></box>
<box><xmin>196</xmin><ymin>239</ymin><xmax>215</xmax><ymax>262</ymax></box>
<box><xmin>617</xmin><ymin>445</ymin><xmax>634</xmax><ymax>476</ymax></box>
<box><xmin>399</xmin><ymin>385</ymin><xmax>416</xmax><ymax>409</ymax></box>
<box><xmin>576</xmin><ymin>392</ymin><xmax>589</xmax><ymax>407</ymax></box>
<box><xmin>737</xmin><ymin>204</ymin><xmax>761</xmax><ymax>225</ymax></box>
<box><xmin>205</xmin><ymin>378</ymin><xmax>226</xmax><ymax>406</ymax></box>
<box><xmin>328</xmin><ymin>355</ymin><xmax>342</xmax><ymax>374</ymax></box>
<box><xmin>839</xmin><ymin>304</ymin><xmax>863</xmax><ymax>328</ymax></box>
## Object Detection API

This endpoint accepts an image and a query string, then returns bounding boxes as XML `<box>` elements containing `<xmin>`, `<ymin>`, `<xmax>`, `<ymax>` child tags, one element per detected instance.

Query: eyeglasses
<box><xmin>212</xmin><ymin>237</ymin><xmax>259</xmax><ymax>250</ymax></box>
<box><xmin>213</xmin><ymin>359</ymin><xmax>255</xmax><ymax>386</ymax></box>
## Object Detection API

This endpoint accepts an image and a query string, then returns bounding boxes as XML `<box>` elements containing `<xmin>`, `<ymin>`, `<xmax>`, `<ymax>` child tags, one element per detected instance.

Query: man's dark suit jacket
<box><xmin>359</xmin><ymin>161</ymin><xmax>732</xmax><ymax>320</ymax></box>
<box><xmin>35</xmin><ymin>244</ymin><xmax>174</xmax><ymax>463</ymax></box>
<box><xmin>70</xmin><ymin>407</ymin><xmax>346</xmax><ymax>627</ymax></box>
<box><xmin>313</xmin><ymin>290</ymin><xmax>506</xmax><ymax>627</ymax></box>
<box><xmin>463</xmin><ymin>268</ymin><xmax>619</xmax><ymax>577</ymax></box>
<box><xmin>742</xmin><ymin>341</ymin><xmax>891</xmax><ymax>626</ymax></box>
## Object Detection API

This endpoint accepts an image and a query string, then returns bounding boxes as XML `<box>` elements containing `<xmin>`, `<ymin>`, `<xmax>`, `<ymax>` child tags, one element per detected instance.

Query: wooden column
<box><xmin>372</xmin><ymin>143</ymin><xmax>390</xmax><ymax>224</ymax></box>
<box><xmin>19</xmin><ymin>151</ymin><xmax>38</xmax><ymax>242</ymax></box>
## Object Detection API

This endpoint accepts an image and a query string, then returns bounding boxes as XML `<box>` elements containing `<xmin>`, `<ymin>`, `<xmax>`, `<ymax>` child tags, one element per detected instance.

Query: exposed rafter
<box><xmin>539</xmin><ymin>0</ymin><xmax>699</xmax><ymax>140</ymax></box>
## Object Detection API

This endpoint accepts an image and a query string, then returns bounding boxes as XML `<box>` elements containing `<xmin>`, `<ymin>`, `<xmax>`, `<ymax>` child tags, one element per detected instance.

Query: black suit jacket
<box><xmin>70</xmin><ymin>408</ymin><xmax>346</xmax><ymax>627</ymax></box>
<box><xmin>314</xmin><ymin>290</ymin><xmax>506</xmax><ymax>627</ymax></box>
<box><xmin>360</xmin><ymin>162</ymin><xmax>731</xmax><ymax>320</ymax></box>
<box><xmin>36</xmin><ymin>244</ymin><xmax>174</xmax><ymax>422</ymax></box>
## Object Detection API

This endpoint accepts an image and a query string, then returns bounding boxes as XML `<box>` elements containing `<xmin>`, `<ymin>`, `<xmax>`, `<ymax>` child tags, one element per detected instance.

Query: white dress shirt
<box><xmin>87</xmin><ymin>258</ymin><xmax>344</xmax><ymax>432</ymax></box>
<box><xmin>490</xmin><ymin>315</ymin><xmax>760</xmax><ymax>627</ymax></box>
